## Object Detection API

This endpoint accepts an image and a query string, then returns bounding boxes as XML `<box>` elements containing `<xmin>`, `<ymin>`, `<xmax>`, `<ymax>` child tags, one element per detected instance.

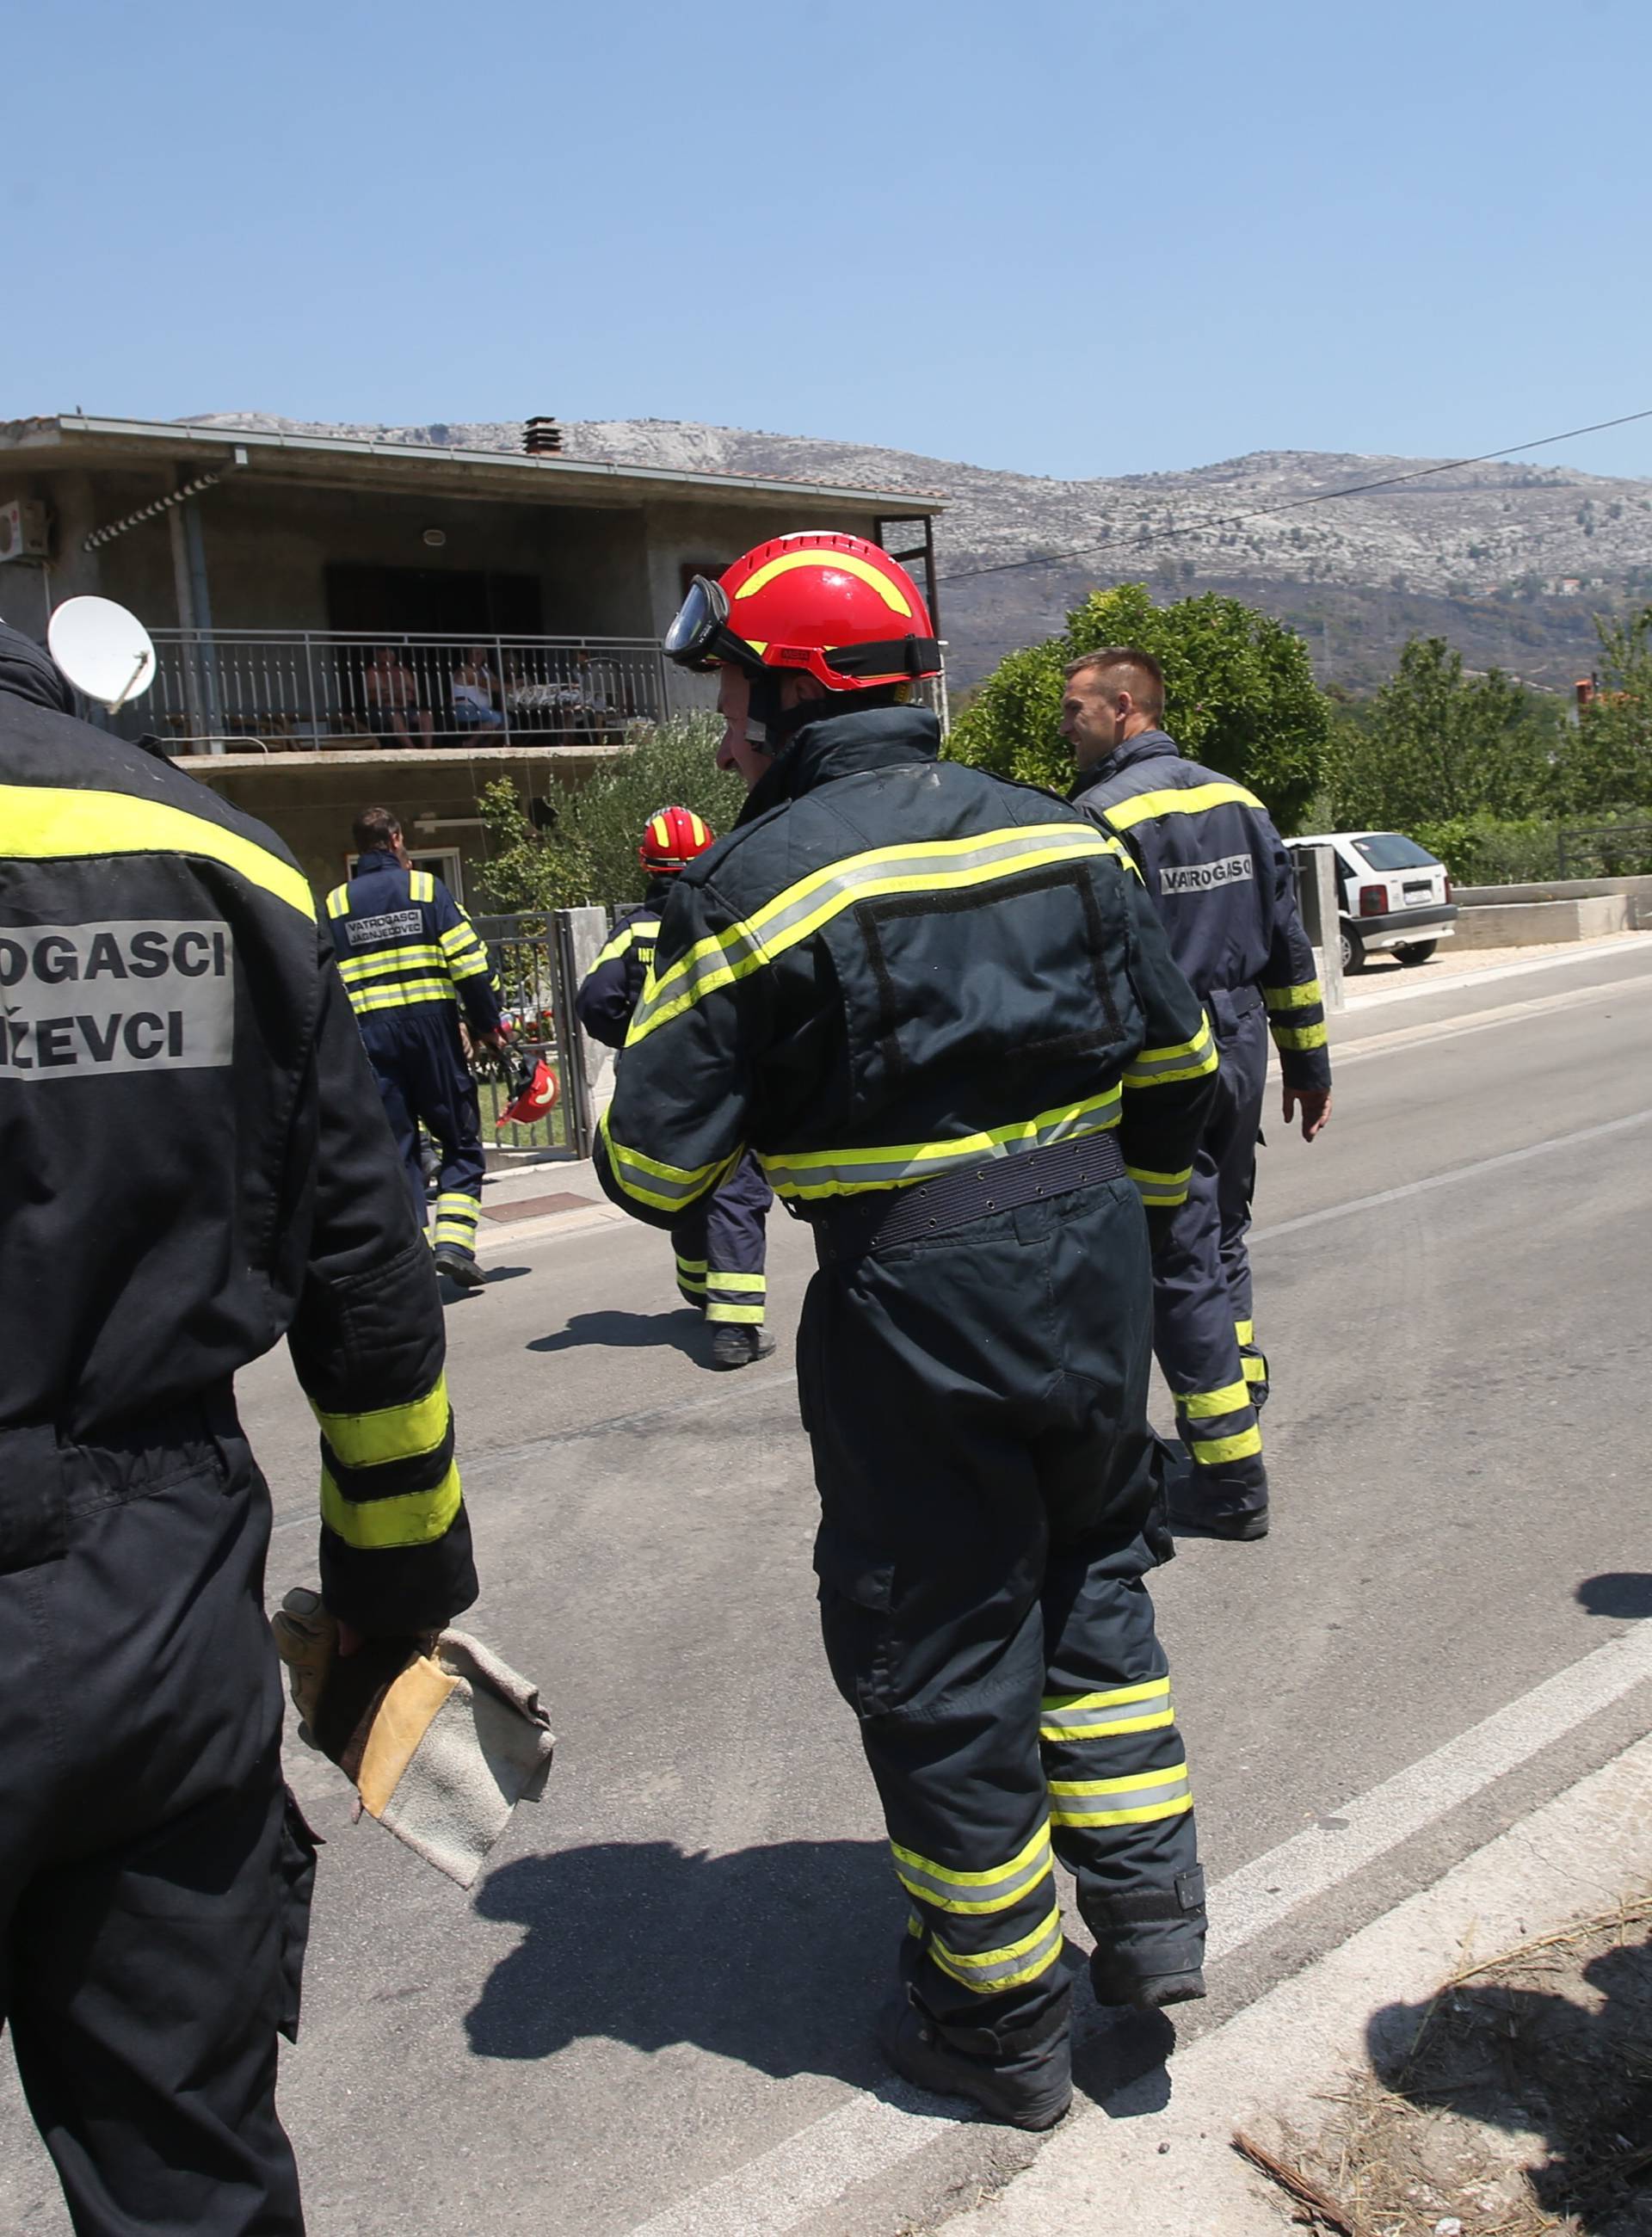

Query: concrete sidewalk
<box><xmin>944</xmin><ymin>1731</ymin><xmax>1652</xmax><ymax>2236</ymax></box>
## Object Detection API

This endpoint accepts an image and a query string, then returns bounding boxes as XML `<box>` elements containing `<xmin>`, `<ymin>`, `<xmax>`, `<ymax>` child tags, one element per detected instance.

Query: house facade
<box><xmin>0</xmin><ymin>413</ymin><xmax>943</xmax><ymax>900</ymax></box>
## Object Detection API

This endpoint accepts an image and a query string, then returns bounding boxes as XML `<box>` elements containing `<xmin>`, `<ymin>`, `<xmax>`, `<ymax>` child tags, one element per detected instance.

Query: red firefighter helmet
<box><xmin>664</xmin><ymin>533</ymin><xmax>941</xmax><ymax>693</ymax></box>
<box><xmin>638</xmin><ymin>804</ymin><xmax>717</xmax><ymax>873</ymax></box>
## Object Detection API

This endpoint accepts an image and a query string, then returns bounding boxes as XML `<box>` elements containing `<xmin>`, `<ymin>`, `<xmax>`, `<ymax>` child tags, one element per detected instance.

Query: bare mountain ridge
<box><xmin>189</xmin><ymin>413</ymin><xmax>1652</xmax><ymax>691</ymax></box>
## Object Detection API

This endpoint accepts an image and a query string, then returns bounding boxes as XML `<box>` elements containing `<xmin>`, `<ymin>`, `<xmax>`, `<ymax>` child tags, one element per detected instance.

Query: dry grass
<box><xmin>1243</xmin><ymin>1898</ymin><xmax>1652</xmax><ymax>2237</ymax></box>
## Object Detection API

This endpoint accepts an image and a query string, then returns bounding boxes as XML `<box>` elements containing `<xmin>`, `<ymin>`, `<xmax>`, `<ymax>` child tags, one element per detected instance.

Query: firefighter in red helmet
<box><xmin>576</xmin><ymin>805</ymin><xmax>774</xmax><ymax>1367</ymax></box>
<box><xmin>595</xmin><ymin>533</ymin><xmax>1217</xmax><ymax>2127</ymax></box>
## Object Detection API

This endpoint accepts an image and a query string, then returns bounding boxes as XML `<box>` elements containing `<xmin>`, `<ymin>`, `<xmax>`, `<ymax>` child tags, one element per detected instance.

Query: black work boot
<box><xmin>1167</xmin><ymin>1464</ymin><xmax>1269</xmax><ymax>1541</ymax></box>
<box><xmin>433</xmin><ymin>1246</ymin><xmax>485</xmax><ymax>1293</ymax></box>
<box><xmin>878</xmin><ymin>1993</ymin><xmax>1073</xmax><ymax>2131</ymax></box>
<box><xmin>710</xmin><ymin>1325</ymin><xmax>776</xmax><ymax>1371</ymax></box>
<box><xmin>1088</xmin><ymin>1868</ymin><xmax>1210</xmax><ymax>2012</ymax></box>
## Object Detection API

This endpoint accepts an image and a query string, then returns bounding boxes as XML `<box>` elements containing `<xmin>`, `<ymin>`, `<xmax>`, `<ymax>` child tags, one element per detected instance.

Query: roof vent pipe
<box><xmin>524</xmin><ymin>417</ymin><xmax>564</xmax><ymax>456</ymax></box>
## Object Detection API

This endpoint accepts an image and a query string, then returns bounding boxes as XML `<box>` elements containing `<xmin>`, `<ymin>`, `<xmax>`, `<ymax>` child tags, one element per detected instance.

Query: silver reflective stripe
<box><xmin>893</xmin><ymin>1847</ymin><xmax>1051</xmax><ymax>1912</ymax></box>
<box><xmin>1125</xmin><ymin>1042</ymin><xmax>1213</xmax><ymax>1083</ymax></box>
<box><xmin>606</xmin><ymin>1151</ymin><xmax>708</xmax><ymax>1205</ymax></box>
<box><xmin>1050</xmin><ymin>1770</ymin><xmax>1191</xmax><ymax>1818</ymax></box>
<box><xmin>932</xmin><ymin>1909</ymin><xmax>1066</xmax><ymax>1990</ymax></box>
<box><xmin>762</xmin><ymin>1107</ymin><xmax>1119</xmax><ymax>1195</ymax></box>
<box><xmin>1042</xmin><ymin>1688</ymin><xmax>1174</xmax><ymax>1734</ymax></box>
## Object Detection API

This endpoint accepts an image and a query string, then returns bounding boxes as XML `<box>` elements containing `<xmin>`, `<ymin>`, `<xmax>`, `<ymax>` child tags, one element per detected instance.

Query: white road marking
<box><xmin>1334</xmin><ymin>965</ymin><xmax>1652</xmax><ymax>1065</ymax></box>
<box><xmin>621</xmin><ymin>1593</ymin><xmax>1652</xmax><ymax>2236</ymax></box>
<box><xmin>1252</xmin><ymin>1107</ymin><xmax>1652</xmax><ymax>1247</ymax></box>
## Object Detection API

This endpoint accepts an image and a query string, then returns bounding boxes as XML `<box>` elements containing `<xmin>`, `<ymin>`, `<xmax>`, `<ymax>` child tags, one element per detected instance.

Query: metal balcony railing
<box><xmin>145</xmin><ymin>631</ymin><xmax>671</xmax><ymax>754</ymax></box>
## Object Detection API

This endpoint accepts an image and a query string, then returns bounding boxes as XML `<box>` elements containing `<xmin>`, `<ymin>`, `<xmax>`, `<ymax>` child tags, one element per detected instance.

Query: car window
<box><xmin>1353</xmin><ymin>833</ymin><xmax>1439</xmax><ymax>871</ymax></box>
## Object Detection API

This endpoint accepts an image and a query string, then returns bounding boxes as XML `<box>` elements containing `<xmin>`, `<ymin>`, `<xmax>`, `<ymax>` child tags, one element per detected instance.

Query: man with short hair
<box><xmin>326</xmin><ymin>810</ymin><xmax>506</xmax><ymax>1291</ymax></box>
<box><xmin>1063</xmin><ymin>648</ymin><xmax>1331</xmax><ymax>1542</ymax></box>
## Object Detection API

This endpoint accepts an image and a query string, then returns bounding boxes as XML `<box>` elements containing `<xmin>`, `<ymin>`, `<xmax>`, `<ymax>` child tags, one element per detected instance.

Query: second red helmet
<box><xmin>638</xmin><ymin>804</ymin><xmax>716</xmax><ymax>873</ymax></box>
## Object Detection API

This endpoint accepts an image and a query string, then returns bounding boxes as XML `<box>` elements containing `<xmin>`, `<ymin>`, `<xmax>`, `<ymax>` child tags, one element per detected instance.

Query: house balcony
<box><xmin>147</xmin><ymin>630</ymin><xmax>687</xmax><ymax>757</ymax></box>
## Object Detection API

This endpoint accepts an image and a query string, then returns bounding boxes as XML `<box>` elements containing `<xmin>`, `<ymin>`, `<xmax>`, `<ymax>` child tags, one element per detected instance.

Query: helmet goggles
<box><xmin>665</xmin><ymin>571</ymin><xmax>941</xmax><ymax>686</ymax></box>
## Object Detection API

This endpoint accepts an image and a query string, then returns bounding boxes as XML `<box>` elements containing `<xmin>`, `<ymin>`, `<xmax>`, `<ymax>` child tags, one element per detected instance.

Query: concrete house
<box><xmin>0</xmin><ymin>413</ymin><xmax>943</xmax><ymax>899</ymax></box>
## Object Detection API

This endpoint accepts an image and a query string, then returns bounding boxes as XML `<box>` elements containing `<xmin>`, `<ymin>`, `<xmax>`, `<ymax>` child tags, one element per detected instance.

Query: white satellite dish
<box><xmin>48</xmin><ymin>596</ymin><xmax>157</xmax><ymax>714</ymax></box>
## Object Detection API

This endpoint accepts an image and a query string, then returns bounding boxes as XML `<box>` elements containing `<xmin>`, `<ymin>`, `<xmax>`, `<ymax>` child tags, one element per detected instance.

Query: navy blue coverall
<box><xmin>576</xmin><ymin>878</ymin><xmax>773</xmax><ymax>1330</ymax></box>
<box><xmin>595</xmin><ymin>706</ymin><xmax>1219</xmax><ymax>2055</ymax></box>
<box><xmin>325</xmin><ymin>853</ymin><xmax>502</xmax><ymax>1266</ymax></box>
<box><xmin>1073</xmin><ymin>731</ymin><xmax>1331</xmax><ymax>1515</ymax></box>
<box><xmin>0</xmin><ymin>627</ymin><xmax>476</xmax><ymax>2234</ymax></box>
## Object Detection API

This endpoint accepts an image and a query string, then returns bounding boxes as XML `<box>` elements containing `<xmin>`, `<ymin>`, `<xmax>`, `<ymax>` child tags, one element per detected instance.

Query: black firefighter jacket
<box><xmin>594</xmin><ymin>705</ymin><xmax>1219</xmax><ymax>1229</ymax></box>
<box><xmin>1071</xmin><ymin>730</ymin><xmax>1331</xmax><ymax>1094</ymax></box>
<box><xmin>573</xmin><ymin>874</ymin><xmax>675</xmax><ymax>1049</ymax></box>
<box><xmin>0</xmin><ymin>625</ymin><xmax>477</xmax><ymax>1634</ymax></box>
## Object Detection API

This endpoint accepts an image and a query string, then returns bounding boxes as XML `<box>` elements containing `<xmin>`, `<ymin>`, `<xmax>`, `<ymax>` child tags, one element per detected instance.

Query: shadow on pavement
<box><xmin>1576</xmin><ymin>1572</ymin><xmax>1652</xmax><ymax>1620</ymax></box>
<box><xmin>525</xmin><ymin>1309</ymin><xmax>706</xmax><ymax>1360</ymax></box>
<box><xmin>1368</xmin><ymin>1936</ymin><xmax>1652</xmax><ymax>2232</ymax></box>
<box><xmin>466</xmin><ymin>1838</ymin><xmax>897</xmax><ymax>2088</ymax></box>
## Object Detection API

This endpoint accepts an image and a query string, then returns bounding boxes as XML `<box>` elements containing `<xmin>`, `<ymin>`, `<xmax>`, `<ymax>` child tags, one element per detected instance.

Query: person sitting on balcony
<box><xmin>364</xmin><ymin>645</ymin><xmax>434</xmax><ymax>748</ymax></box>
<box><xmin>451</xmin><ymin>647</ymin><xmax>506</xmax><ymax>734</ymax></box>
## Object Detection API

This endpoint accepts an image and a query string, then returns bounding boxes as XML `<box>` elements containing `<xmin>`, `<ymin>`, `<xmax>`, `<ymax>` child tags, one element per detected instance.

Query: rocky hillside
<box><xmin>190</xmin><ymin>413</ymin><xmax>1652</xmax><ymax>695</ymax></box>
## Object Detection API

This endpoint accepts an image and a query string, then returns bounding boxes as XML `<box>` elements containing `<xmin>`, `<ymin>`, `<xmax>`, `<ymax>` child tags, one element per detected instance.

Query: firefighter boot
<box><xmin>1088</xmin><ymin>1867</ymin><xmax>1210</xmax><ymax>2011</ymax></box>
<box><xmin>711</xmin><ymin>1325</ymin><xmax>775</xmax><ymax>1371</ymax></box>
<box><xmin>878</xmin><ymin>1990</ymin><xmax>1073</xmax><ymax>2131</ymax></box>
<box><xmin>1167</xmin><ymin>1461</ymin><xmax>1269</xmax><ymax>1541</ymax></box>
<box><xmin>433</xmin><ymin>1245</ymin><xmax>486</xmax><ymax>1294</ymax></box>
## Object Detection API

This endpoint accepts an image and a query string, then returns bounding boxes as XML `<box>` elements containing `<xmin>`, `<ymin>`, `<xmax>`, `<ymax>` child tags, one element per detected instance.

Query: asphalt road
<box><xmin>4</xmin><ymin>939</ymin><xmax>1650</xmax><ymax>2237</ymax></box>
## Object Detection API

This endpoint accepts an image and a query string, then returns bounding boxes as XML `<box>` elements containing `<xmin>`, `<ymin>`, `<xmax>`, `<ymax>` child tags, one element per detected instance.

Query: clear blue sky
<box><xmin>9</xmin><ymin>0</ymin><xmax>1650</xmax><ymax>482</ymax></box>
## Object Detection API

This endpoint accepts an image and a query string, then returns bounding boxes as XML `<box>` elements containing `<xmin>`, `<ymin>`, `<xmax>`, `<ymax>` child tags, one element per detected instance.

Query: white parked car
<box><xmin>1286</xmin><ymin>830</ymin><xmax>1458</xmax><ymax>972</ymax></box>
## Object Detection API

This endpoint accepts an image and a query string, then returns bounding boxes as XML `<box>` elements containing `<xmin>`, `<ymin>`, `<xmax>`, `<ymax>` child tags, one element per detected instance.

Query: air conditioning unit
<box><xmin>0</xmin><ymin>499</ymin><xmax>50</xmax><ymax>564</ymax></box>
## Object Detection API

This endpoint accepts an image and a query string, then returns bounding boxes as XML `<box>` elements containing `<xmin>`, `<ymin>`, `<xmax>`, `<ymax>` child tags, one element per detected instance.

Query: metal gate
<box><xmin>472</xmin><ymin>909</ymin><xmax>607</xmax><ymax>1161</ymax></box>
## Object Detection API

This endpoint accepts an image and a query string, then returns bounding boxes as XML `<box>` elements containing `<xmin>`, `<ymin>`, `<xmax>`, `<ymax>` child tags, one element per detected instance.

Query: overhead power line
<box><xmin>937</xmin><ymin>404</ymin><xmax>1652</xmax><ymax>588</ymax></box>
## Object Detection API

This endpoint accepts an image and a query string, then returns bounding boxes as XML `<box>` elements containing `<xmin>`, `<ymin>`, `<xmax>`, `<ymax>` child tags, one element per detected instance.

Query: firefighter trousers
<box><xmin>360</xmin><ymin>1004</ymin><xmax>487</xmax><ymax>1263</ymax></box>
<box><xmin>799</xmin><ymin>1176</ymin><xmax>1205</xmax><ymax>2051</ymax></box>
<box><xmin>0</xmin><ymin>1396</ymin><xmax>313</xmax><ymax>2235</ymax></box>
<box><xmin>671</xmin><ymin>1151</ymin><xmax>774</xmax><ymax>1325</ymax></box>
<box><xmin>1153</xmin><ymin>990</ymin><xmax>1269</xmax><ymax>1500</ymax></box>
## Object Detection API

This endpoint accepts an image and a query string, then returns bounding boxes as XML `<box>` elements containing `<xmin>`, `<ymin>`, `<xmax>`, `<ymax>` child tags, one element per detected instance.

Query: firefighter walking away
<box><xmin>0</xmin><ymin>616</ymin><xmax>478</xmax><ymax>2232</ymax></box>
<box><xmin>595</xmin><ymin>535</ymin><xmax>1220</xmax><ymax>2128</ymax></box>
<box><xmin>326</xmin><ymin>807</ymin><xmax>509</xmax><ymax>1292</ymax></box>
<box><xmin>1063</xmin><ymin>649</ymin><xmax>1332</xmax><ymax>1542</ymax></box>
<box><xmin>576</xmin><ymin>804</ymin><xmax>774</xmax><ymax>1369</ymax></box>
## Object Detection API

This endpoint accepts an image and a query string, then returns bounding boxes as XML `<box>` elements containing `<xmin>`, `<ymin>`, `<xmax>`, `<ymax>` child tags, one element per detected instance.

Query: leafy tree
<box><xmin>1563</xmin><ymin>605</ymin><xmax>1652</xmax><ymax>817</ymax></box>
<box><xmin>1330</xmin><ymin>638</ymin><xmax>1563</xmax><ymax>830</ymax></box>
<box><xmin>947</xmin><ymin>582</ymin><xmax>1332</xmax><ymax>831</ymax></box>
<box><xmin>472</xmin><ymin>714</ymin><xmax>743</xmax><ymax>913</ymax></box>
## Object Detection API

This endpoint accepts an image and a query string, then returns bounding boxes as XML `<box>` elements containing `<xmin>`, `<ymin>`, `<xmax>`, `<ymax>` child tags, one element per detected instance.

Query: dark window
<box><xmin>1352</xmin><ymin>833</ymin><xmax>1439</xmax><ymax>871</ymax></box>
<box><xmin>324</xmin><ymin>564</ymin><xmax>544</xmax><ymax>638</ymax></box>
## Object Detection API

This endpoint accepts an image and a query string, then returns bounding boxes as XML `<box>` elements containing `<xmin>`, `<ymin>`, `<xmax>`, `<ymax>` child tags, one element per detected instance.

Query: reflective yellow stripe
<box><xmin>1048</xmin><ymin>1764</ymin><xmax>1193</xmax><ymax>1827</ymax></box>
<box><xmin>1040</xmin><ymin>1677</ymin><xmax>1174</xmax><ymax>1741</ymax></box>
<box><xmin>1</xmin><ymin>784</ymin><xmax>315</xmax><ymax>921</ymax></box>
<box><xmin>326</xmin><ymin>884</ymin><xmax>350</xmax><ymax>920</ymax></box>
<box><xmin>631</xmin><ymin>824</ymin><xmax>1132</xmax><ymax>1045</ymax></box>
<box><xmin>735</xmin><ymin>546</ymin><xmax>913</xmax><ymax>618</ymax></box>
<box><xmin>311</xmin><ymin>1380</ymin><xmax>451</xmax><ymax>1468</ymax></box>
<box><xmin>704</xmin><ymin>1269</ymin><xmax>767</xmax><ymax>1291</ymax></box>
<box><xmin>594</xmin><ymin>925</ymin><xmax>637</xmax><ymax>966</ymax></box>
<box><xmin>1189</xmin><ymin>1426</ymin><xmax>1264</xmax><ymax>1466</ymax></box>
<box><xmin>338</xmin><ymin>944</ymin><xmax>448</xmax><ymax>979</ymax></box>
<box><xmin>1175</xmin><ymin>1379</ymin><xmax>1251</xmax><ymax>1420</ymax></box>
<box><xmin>1103</xmin><ymin>780</ymin><xmax>1262</xmax><ymax>832</ymax></box>
<box><xmin>599</xmin><ymin>1108</ymin><xmax>734</xmax><ymax>1213</ymax></box>
<box><xmin>1123</xmin><ymin>1014</ymin><xmax>1218</xmax><ymax>1088</ymax></box>
<box><xmin>891</xmin><ymin>1821</ymin><xmax>1052</xmax><ymax>1916</ymax></box>
<box><xmin>320</xmin><ymin>1460</ymin><xmax>461</xmax><ymax>1550</ymax></box>
<box><xmin>1264</xmin><ymin>979</ymin><xmax>1322</xmax><ymax>1012</ymax></box>
<box><xmin>1236</xmin><ymin>1318</ymin><xmax>1254</xmax><ymax>1346</ymax></box>
<box><xmin>688</xmin><ymin>813</ymin><xmax>708</xmax><ymax>847</ymax></box>
<box><xmin>409</xmin><ymin>871</ymin><xmax>435</xmax><ymax>902</ymax></box>
<box><xmin>1126</xmin><ymin>1164</ymin><xmax>1192</xmax><ymax>1206</ymax></box>
<box><xmin>1272</xmin><ymin>1020</ymin><xmax>1329</xmax><ymax>1051</ymax></box>
<box><xmin>705</xmin><ymin>1302</ymin><xmax>766</xmax><ymax>1324</ymax></box>
<box><xmin>927</xmin><ymin>1905</ymin><xmax>1066</xmax><ymax>1994</ymax></box>
<box><xmin>1242</xmin><ymin>1355</ymin><xmax>1267</xmax><ymax>1383</ymax></box>
<box><xmin>345</xmin><ymin>978</ymin><xmax>457</xmax><ymax>1013</ymax></box>
<box><xmin>761</xmin><ymin>1088</ymin><xmax>1120</xmax><ymax>1200</ymax></box>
